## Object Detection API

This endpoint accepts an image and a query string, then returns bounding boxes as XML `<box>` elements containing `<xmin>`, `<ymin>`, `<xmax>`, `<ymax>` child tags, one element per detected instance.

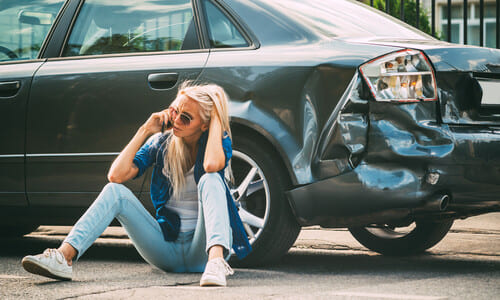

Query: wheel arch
<box><xmin>228</xmin><ymin>119</ymin><xmax>302</xmax><ymax>266</ymax></box>
<box><xmin>230</xmin><ymin>119</ymin><xmax>296</xmax><ymax>187</ymax></box>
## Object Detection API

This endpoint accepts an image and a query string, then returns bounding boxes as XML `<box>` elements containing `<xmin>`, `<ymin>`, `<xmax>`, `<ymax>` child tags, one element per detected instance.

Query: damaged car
<box><xmin>1</xmin><ymin>0</ymin><xmax>499</xmax><ymax>266</ymax></box>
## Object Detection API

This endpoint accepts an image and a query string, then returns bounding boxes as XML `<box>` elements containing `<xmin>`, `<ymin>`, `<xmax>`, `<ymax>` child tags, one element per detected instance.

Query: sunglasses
<box><xmin>165</xmin><ymin>106</ymin><xmax>193</xmax><ymax>130</ymax></box>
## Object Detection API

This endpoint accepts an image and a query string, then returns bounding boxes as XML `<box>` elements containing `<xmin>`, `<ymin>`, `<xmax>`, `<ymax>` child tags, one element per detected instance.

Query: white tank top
<box><xmin>164</xmin><ymin>166</ymin><xmax>199</xmax><ymax>232</ymax></box>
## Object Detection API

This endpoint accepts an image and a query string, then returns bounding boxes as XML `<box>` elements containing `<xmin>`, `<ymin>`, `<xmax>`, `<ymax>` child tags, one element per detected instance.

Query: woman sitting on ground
<box><xmin>22</xmin><ymin>82</ymin><xmax>251</xmax><ymax>287</ymax></box>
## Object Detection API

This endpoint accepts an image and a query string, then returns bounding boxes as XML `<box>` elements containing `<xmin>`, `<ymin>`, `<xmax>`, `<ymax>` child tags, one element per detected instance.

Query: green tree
<box><xmin>365</xmin><ymin>0</ymin><xmax>436</xmax><ymax>37</ymax></box>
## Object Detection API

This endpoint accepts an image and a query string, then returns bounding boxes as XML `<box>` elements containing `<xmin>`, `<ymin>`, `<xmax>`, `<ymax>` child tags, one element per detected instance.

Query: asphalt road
<box><xmin>0</xmin><ymin>213</ymin><xmax>498</xmax><ymax>299</ymax></box>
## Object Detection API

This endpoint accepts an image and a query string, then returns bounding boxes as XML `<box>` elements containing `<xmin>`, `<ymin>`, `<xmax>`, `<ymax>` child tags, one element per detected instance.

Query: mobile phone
<box><xmin>162</xmin><ymin>119</ymin><xmax>173</xmax><ymax>133</ymax></box>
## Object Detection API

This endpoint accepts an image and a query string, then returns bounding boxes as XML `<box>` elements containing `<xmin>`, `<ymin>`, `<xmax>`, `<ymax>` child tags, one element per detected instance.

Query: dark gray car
<box><xmin>1</xmin><ymin>0</ymin><xmax>499</xmax><ymax>266</ymax></box>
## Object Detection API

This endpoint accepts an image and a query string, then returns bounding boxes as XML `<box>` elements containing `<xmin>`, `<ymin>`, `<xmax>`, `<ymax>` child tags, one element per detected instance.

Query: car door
<box><xmin>0</xmin><ymin>0</ymin><xmax>66</xmax><ymax>207</ymax></box>
<box><xmin>26</xmin><ymin>0</ymin><xmax>209</xmax><ymax>210</ymax></box>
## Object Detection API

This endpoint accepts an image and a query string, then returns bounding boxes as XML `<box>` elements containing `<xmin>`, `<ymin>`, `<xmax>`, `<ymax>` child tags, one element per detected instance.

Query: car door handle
<box><xmin>0</xmin><ymin>80</ymin><xmax>21</xmax><ymax>97</ymax></box>
<box><xmin>147</xmin><ymin>73</ymin><xmax>178</xmax><ymax>90</ymax></box>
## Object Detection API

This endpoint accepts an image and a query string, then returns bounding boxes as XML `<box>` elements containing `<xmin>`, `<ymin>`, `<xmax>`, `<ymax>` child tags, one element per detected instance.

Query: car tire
<box><xmin>0</xmin><ymin>223</ymin><xmax>39</xmax><ymax>238</ymax></box>
<box><xmin>228</xmin><ymin>135</ymin><xmax>301</xmax><ymax>267</ymax></box>
<box><xmin>348</xmin><ymin>220</ymin><xmax>453</xmax><ymax>255</ymax></box>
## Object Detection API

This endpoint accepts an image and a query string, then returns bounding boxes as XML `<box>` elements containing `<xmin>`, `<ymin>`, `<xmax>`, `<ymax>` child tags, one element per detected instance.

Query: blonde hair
<box><xmin>162</xmin><ymin>81</ymin><xmax>232</xmax><ymax>199</ymax></box>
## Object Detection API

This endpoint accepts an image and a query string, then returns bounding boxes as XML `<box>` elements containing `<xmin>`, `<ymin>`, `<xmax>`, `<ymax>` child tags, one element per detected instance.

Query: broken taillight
<box><xmin>359</xmin><ymin>49</ymin><xmax>437</xmax><ymax>102</ymax></box>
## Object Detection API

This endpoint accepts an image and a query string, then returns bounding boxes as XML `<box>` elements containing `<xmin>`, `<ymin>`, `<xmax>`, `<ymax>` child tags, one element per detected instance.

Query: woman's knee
<box><xmin>198</xmin><ymin>173</ymin><xmax>226</xmax><ymax>202</ymax></box>
<box><xmin>101</xmin><ymin>182</ymin><xmax>132</xmax><ymax>200</ymax></box>
<box><xmin>103</xmin><ymin>182</ymin><xmax>125</xmax><ymax>193</ymax></box>
<box><xmin>198</xmin><ymin>173</ymin><xmax>224</xmax><ymax>191</ymax></box>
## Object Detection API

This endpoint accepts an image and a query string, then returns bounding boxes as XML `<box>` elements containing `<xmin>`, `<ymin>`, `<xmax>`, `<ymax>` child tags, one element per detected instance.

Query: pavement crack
<box><xmin>436</xmin><ymin>250</ymin><xmax>500</xmax><ymax>257</ymax></box>
<box><xmin>293</xmin><ymin>240</ymin><xmax>367</xmax><ymax>252</ymax></box>
<box><xmin>57</xmin><ymin>284</ymin><xmax>166</xmax><ymax>300</ymax></box>
<box><xmin>58</xmin><ymin>281</ymin><xmax>201</xmax><ymax>299</ymax></box>
<box><xmin>173</xmin><ymin>281</ymin><xmax>198</xmax><ymax>286</ymax></box>
<box><xmin>449</xmin><ymin>229</ymin><xmax>500</xmax><ymax>235</ymax></box>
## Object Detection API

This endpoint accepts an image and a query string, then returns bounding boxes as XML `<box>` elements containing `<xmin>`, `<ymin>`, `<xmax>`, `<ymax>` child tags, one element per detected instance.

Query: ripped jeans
<box><xmin>63</xmin><ymin>173</ymin><xmax>232</xmax><ymax>273</ymax></box>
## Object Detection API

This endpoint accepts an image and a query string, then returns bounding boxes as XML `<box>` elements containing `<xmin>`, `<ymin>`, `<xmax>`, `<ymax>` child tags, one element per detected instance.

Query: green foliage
<box><xmin>364</xmin><ymin>0</ymin><xmax>437</xmax><ymax>37</ymax></box>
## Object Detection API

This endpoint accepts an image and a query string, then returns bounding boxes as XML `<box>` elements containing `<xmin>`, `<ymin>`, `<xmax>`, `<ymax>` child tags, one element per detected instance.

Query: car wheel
<box><xmin>228</xmin><ymin>136</ymin><xmax>301</xmax><ymax>266</ymax></box>
<box><xmin>348</xmin><ymin>220</ymin><xmax>453</xmax><ymax>255</ymax></box>
<box><xmin>0</xmin><ymin>223</ymin><xmax>39</xmax><ymax>238</ymax></box>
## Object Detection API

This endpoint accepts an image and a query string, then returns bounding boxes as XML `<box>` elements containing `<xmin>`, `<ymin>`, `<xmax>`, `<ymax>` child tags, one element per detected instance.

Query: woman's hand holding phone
<box><xmin>164</xmin><ymin>107</ymin><xmax>177</xmax><ymax>131</ymax></box>
<box><xmin>142</xmin><ymin>108</ymin><xmax>174</xmax><ymax>135</ymax></box>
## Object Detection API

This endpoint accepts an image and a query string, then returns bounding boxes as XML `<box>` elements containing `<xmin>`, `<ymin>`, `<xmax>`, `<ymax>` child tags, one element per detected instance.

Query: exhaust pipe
<box><xmin>417</xmin><ymin>194</ymin><xmax>450</xmax><ymax>212</ymax></box>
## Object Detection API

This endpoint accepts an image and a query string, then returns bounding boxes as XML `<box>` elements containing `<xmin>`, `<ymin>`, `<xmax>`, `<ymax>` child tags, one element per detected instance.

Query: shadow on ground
<box><xmin>276</xmin><ymin>249</ymin><xmax>500</xmax><ymax>276</ymax></box>
<box><xmin>2</xmin><ymin>235</ymin><xmax>499</xmax><ymax>278</ymax></box>
<box><xmin>0</xmin><ymin>236</ymin><xmax>143</xmax><ymax>262</ymax></box>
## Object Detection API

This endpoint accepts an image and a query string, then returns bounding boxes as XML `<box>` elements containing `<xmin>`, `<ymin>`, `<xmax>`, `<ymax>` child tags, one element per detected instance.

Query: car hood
<box><xmin>342</xmin><ymin>37</ymin><xmax>500</xmax><ymax>73</ymax></box>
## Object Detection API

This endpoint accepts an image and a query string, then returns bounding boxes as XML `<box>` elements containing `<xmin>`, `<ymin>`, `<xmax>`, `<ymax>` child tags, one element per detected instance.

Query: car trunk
<box><xmin>347</xmin><ymin>37</ymin><xmax>500</xmax><ymax>124</ymax></box>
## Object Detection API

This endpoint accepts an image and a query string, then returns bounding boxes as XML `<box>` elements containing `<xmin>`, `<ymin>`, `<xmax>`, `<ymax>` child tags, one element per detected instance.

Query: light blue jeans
<box><xmin>63</xmin><ymin>173</ymin><xmax>232</xmax><ymax>273</ymax></box>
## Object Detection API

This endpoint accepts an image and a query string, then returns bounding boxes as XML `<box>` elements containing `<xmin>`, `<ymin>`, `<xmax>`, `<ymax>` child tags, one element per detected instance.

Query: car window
<box><xmin>0</xmin><ymin>0</ymin><xmax>65</xmax><ymax>62</ymax></box>
<box><xmin>203</xmin><ymin>0</ymin><xmax>248</xmax><ymax>48</ymax></box>
<box><xmin>62</xmin><ymin>0</ymin><xmax>199</xmax><ymax>57</ymax></box>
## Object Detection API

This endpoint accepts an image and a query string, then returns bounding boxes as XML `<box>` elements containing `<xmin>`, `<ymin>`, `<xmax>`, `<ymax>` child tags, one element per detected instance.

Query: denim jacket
<box><xmin>132</xmin><ymin>131</ymin><xmax>251</xmax><ymax>259</ymax></box>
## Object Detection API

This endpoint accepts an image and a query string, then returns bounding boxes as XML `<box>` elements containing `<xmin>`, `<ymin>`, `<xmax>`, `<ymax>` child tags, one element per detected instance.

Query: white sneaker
<box><xmin>200</xmin><ymin>257</ymin><xmax>234</xmax><ymax>287</ymax></box>
<box><xmin>22</xmin><ymin>248</ymin><xmax>72</xmax><ymax>280</ymax></box>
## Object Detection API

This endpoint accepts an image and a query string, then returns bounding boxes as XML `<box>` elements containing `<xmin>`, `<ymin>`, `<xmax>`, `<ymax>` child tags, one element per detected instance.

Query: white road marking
<box><xmin>331</xmin><ymin>292</ymin><xmax>447</xmax><ymax>299</ymax></box>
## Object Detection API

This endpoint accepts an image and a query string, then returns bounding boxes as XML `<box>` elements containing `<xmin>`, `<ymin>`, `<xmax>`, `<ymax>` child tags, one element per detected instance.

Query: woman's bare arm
<box><xmin>108</xmin><ymin>110</ymin><xmax>169</xmax><ymax>183</ymax></box>
<box><xmin>203</xmin><ymin>111</ymin><xmax>226</xmax><ymax>173</ymax></box>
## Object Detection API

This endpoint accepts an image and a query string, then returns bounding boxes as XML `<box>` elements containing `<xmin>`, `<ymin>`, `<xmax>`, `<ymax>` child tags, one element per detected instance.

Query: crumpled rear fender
<box><xmin>286</xmin><ymin>71</ymin><xmax>466</xmax><ymax>226</ymax></box>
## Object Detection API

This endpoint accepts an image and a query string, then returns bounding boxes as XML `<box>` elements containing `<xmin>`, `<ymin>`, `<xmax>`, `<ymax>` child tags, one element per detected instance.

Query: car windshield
<box><xmin>266</xmin><ymin>0</ymin><xmax>432</xmax><ymax>40</ymax></box>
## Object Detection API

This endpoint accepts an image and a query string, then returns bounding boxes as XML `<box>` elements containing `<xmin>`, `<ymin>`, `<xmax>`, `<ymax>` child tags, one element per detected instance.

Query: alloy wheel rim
<box><xmin>227</xmin><ymin>150</ymin><xmax>271</xmax><ymax>245</ymax></box>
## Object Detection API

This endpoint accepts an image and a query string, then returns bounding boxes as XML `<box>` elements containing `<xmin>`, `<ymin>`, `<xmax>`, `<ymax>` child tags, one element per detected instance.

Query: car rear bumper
<box><xmin>286</xmin><ymin>159</ymin><xmax>500</xmax><ymax>227</ymax></box>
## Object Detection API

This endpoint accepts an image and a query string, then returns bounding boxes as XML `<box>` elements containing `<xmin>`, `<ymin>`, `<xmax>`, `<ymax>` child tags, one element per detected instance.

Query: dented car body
<box><xmin>1</xmin><ymin>0</ymin><xmax>499</xmax><ymax>265</ymax></box>
<box><xmin>287</xmin><ymin>44</ymin><xmax>500</xmax><ymax>227</ymax></box>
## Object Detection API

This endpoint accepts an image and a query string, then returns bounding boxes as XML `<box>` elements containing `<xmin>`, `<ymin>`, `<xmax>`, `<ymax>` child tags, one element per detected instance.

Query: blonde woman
<box><xmin>21</xmin><ymin>82</ymin><xmax>251</xmax><ymax>287</ymax></box>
